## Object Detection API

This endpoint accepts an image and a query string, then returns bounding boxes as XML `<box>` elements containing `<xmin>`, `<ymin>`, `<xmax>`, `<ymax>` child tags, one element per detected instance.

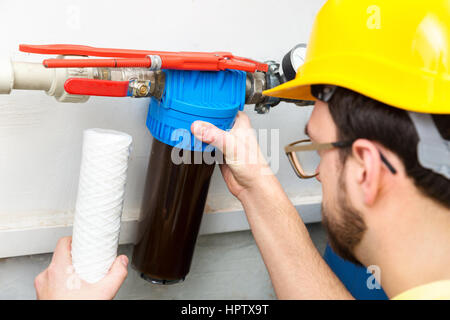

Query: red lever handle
<box><xmin>45</xmin><ymin>56</ymin><xmax>261</xmax><ymax>72</ymax></box>
<box><xmin>45</xmin><ymin>58</ymin><xmax>152</xmax><ymax>68</ymax></box>
<box><xmin>20</xmin><ymin>44</ymin><xmax>234</xmax><ymax>59</ymax></box>
<box><xmin>21</xmin><ymin>44</ymin><xmax>160</xmax><ymax>58</ymax></box>
<box><xmin>64</xmin><ymin>78</ymin><xmax>129</xmax><ymax>97</ymax></box>
<box><xmin>20</xmin><ymin>44</ymin><xmax>269</xmax><ymax>72</ymax></box>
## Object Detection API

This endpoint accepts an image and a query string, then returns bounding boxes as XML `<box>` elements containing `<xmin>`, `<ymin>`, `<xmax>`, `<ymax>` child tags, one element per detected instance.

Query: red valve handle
<box><xmin>64</xmin><ymin>78</ymin><xmax>129</xmax><ymax>97</ymax></box>
<box><xmin>20</xmin><ymin>44</ymin><xmax>269</xmax><ymax>72</ymax></box>
<box><xmin>20</xmin><ymin>44</ymin><xmax>233</xmax><ymax>58</ymax></box>
<box><xmin>45</xmin><ymin>58</ymin><xmax>152</xmax><ymax>69</ymax></box>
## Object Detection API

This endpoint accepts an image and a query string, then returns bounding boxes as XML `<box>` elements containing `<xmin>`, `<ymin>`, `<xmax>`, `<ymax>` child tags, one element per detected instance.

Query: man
<box><xmin>36</xmin><ymin>0</ymin><xmax>449</xmax><ymax>299</ymax></box>
<box><xmin>190</xmin><ymin>0</ymin><xmax>450</xmax><ymax>299</ymax></box>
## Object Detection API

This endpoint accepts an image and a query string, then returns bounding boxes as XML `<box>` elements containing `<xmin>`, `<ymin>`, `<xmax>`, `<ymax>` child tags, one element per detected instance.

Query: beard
<box><xmin>321</xmin><ymin>169</ymin><xmax>367</xmax><ymax>266</ymax></box>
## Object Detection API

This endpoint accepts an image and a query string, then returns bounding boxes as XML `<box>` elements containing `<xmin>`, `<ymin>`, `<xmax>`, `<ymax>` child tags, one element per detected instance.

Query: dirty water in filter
<box><xmin>132</xmin><ymin>139</ymin><xmax>215</xmax><ymax>284</ymax></box>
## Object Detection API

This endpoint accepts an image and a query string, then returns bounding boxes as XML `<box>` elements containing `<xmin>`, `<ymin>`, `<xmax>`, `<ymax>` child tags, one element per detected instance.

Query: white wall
<box><xmin>0</xmin><ymin>0</ymin><xmax>327</xmax><ymax>258</ymax></box>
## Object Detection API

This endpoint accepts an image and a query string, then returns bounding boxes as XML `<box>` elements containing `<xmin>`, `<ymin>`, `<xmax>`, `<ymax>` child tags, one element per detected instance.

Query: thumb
<box><xmin>99</xmin><ymin>255</ymin><xmax>128</xmax><ymax>296</ymax></box>
<box><xmin>191</xmin><ymin>121</ymin><xmax>233</xmax><ymax>154</ymax></box>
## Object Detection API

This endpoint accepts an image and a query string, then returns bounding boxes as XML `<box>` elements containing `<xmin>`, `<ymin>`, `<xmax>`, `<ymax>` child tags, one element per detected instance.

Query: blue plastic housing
<box><xmin>146</xmin><ymin>69</ymin><xmax>246</xmax><ymax>151</ymax></box>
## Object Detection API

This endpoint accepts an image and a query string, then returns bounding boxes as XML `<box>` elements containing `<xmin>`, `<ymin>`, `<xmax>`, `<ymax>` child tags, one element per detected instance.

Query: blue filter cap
<box><xmin>146</xmin><ymin>69</ymin><xmax>246</xmax><ymax>151</ymax></box>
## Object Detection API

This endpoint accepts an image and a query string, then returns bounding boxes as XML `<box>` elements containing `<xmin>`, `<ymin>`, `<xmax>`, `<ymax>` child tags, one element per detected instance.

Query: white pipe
<box><xmin>0</xmin><ymin>59</ymin><xmax>54</xmax><ymax>92</ymax></box>
<box><xmin>12</xmin><ymin>61</ymin><xmax>54</xmax><ymax>91</ymax></box>
<box><xmin>0</xmin><ymin>59</ymin><xmax>158</xmax><ymax>102</ymax></box>
<box><xmin>0</xmin><ymin>57</ymin><xmax>13</xmax><ymax>94</ymax></box>
<box><xmin>0</xmin><ymin>58</ymin><xmax>91</xmax><ymax>102</ymax></box>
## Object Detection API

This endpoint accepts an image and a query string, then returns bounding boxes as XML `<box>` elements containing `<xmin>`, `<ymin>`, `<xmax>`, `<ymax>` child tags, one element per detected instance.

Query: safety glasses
<box><xmin>286</xmin><ymin>84</ymin><xmax>397</xmax><ymax>179</ymax></box>
<box><xmin>285</xmin><ymin>138</ymin><xmax>397</xmax><ymax>179</ymax></box>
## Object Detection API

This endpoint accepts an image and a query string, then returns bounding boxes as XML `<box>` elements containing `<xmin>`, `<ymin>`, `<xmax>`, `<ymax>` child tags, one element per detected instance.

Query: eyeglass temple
<box><xmin>379</xmin><ymin>152</ymin><xmax>397</xmax><ymax>174</ymax></box>
<box><xmin>334</xmin><ymin>141</ymin><xmax>397</xmax><ymax>174</ymax></box>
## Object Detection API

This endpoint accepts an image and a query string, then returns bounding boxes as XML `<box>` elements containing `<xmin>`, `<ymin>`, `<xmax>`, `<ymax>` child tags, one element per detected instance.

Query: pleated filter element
<box><xmin>71</xmin><ymin>128</ymin><xmax>133</xmax><ymax>283</ymax></box>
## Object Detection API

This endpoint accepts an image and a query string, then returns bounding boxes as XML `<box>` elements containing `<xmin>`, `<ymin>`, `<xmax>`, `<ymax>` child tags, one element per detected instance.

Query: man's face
<box><xmin>308</xmin><ymin>101</ymin><xmax>366</xmax><ymax>265</ymax></box>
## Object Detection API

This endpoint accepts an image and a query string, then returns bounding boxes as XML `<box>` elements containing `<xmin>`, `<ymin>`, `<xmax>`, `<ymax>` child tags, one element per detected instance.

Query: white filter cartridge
<box><xmin>71</xmin><ymin>128</ymin><xmax>132</xmax><ymax>283</ymax></box>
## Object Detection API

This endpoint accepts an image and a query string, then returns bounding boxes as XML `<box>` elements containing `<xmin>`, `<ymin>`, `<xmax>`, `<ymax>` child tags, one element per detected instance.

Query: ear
<box><xmin>350</xmin><ymin>139</ymin><xmax>382</xmax><ymax>206</ymax></box>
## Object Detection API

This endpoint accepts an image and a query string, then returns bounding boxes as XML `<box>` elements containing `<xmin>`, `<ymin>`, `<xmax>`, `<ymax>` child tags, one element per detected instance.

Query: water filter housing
<box><xmin>146</xmin><ymin>69</ymin><xmax>246</xmax><ymax>150</ymax></box>
<box><xmin>133</xmin><ymin>69</ymin><xmax>247</xmax><ymax>283</ymax></box>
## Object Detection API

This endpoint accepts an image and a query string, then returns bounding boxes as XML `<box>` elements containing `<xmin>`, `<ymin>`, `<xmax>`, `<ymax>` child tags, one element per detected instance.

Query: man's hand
<box><xmin>191</xmin><ymin>111</ymin><xmax>272</xmax><ymax>199</ymax></box>
<box><xmin>35</xmin><ymin>237</ymin><xmax>128</xmax><ymax>300</ymax></box>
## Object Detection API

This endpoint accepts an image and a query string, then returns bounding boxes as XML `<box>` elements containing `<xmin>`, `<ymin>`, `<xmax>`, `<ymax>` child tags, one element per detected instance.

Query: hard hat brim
<box><xmin>263</xmin><ymin>78</ymin><xmax>316</xmax><ymax>101</ymax></box>
<box><xmin>263</xmin><ymin>55</ymin><xmax>450</xmax><ymax>114</ymax></box>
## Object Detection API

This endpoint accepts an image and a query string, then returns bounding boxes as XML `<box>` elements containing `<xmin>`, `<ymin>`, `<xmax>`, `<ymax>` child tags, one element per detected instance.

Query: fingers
<box><xmin>191</xmin><ymin>111</ymin><xmax>252</xmax><ymax>150</ymax></box>
<box><xmin>50</xmin><ymin>236</ymin><xmax>73</xmax><ymax>267</ymax></box>
<box><xmin>191</xmin><ymin>121</ymin><xmax>232</xmax><ymax>153</ymax></box>
<box><xmin>233</xmin><ymin>111</ymin><xmax>252</xmax><ymax>129</ymax></box>
<box><xmin>99</xmin><ymin>255</ymin><xmax>129</xmax><ymax>298</ymax></box>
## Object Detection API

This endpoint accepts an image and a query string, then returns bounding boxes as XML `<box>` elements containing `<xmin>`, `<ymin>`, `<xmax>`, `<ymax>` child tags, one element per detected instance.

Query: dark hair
<box><xmin>327</xmin><ymin>87</ymin><xmax>450</xmax><ymax>209</ymax></box>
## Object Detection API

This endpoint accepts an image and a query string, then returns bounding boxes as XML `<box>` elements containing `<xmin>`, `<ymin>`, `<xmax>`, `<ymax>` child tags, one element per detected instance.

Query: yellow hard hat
<box><xmin>263</xmin><ymin>0</ymin><xmax>450</xmax><ymax>114</ymax></box>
